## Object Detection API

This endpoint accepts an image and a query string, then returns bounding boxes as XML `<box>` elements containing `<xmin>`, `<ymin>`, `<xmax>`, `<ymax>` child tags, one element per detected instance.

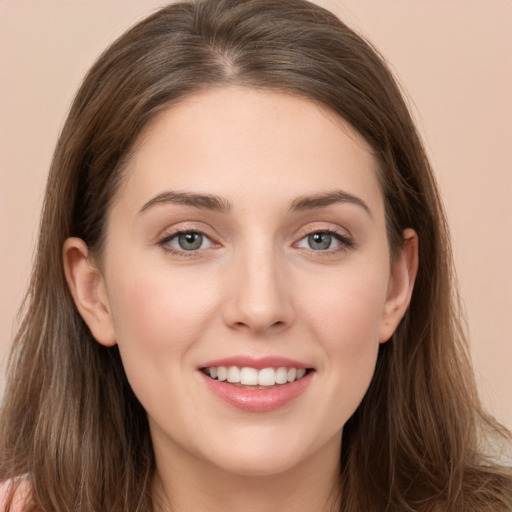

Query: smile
<box><xmin>199</xmin><ymin>358</ymin><xmax>315</xmax><ymax>412</ymax></box>
<box><xmin>202</xmin><ymin>366</ymin><xmax>309</xmax><ymax>387</ymax></box>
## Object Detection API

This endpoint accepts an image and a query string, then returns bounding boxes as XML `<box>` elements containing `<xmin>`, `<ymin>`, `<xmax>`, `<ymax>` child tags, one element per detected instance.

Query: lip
<box><xmin>200</xmin><ymin>355</ymin><xmax>311</xmax><ymax>370</ymax></box>
<box><xmin>198</xmin><ymin>356</ymin><xmax>314</xmax><ymax>413</ymax></box>
<box><xmin>201</xmin><ymin>371</ymin><xmax>313</xmax><ymax>412</ymax></box>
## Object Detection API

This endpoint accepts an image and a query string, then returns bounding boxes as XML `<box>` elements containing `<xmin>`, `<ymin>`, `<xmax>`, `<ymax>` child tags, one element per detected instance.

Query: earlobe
<box><xmin>63</xmin><ymin>237</ymin><xmax>117</xmax><ymax>347</ymax></box>
<box><xmin>379</xmin><ymin>228</ymin><xmax>419</xmax><ymax>343</ymax></box>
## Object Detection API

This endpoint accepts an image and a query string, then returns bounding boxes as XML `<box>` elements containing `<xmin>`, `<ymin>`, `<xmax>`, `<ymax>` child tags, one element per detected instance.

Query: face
<box><xmin>66</xmin><ymin>86</ymin><xmax>416</xmax><ymax>478</ymax></box>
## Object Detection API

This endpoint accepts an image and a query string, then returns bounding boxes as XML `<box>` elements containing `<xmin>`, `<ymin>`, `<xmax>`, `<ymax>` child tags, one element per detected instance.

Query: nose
<box><xmin>222</xmin><ymin>246</ymin><xmax>295</xmax><ymax>335</ymax></box>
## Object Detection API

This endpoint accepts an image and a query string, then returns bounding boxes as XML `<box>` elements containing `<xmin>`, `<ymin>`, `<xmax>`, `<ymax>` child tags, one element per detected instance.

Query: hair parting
<box><xmin>1</xmin><ymin>1</ymin><xmax>510</xmax><ymax>510</ymax></box>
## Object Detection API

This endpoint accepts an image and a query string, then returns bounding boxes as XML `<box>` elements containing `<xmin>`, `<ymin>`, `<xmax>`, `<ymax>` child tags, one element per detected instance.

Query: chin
<box><xmin>196</xmin><ymin>426</ymin><xmax>337</xmax><ymax>478</ymax></box>
<box><xmin>208</xmin><ymin>449</ymin><xmax>306</xmax><ymax>478</ymax></box>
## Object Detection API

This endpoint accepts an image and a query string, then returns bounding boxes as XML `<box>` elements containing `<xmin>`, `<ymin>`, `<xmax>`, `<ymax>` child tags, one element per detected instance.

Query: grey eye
<box><xmin>159</xmin><ymin>229</ymin><xmax>215</xmax><ymax>255</ymax></box>
<box><xmin>177</xmin><ymin>232</ymin><xmax>204</xmax><ymax>251</ymax></box>
<box><xmin>307</xmin><ymin>232</ymin><xmax>333</xmax><ymax>250</ymax></box>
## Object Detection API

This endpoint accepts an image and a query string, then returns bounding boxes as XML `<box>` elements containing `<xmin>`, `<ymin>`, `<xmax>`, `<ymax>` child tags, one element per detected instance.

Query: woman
<box><xmin>1</xmin><ymin>0</ymin><xmax>511</xmax><ymax>510</ymax></box>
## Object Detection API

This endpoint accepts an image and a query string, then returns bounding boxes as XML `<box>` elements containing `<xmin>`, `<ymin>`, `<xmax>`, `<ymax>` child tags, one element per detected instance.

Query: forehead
<box><xmin>114</xmin><ymin>86</ymin><xmax>384</xmax><ymax>218</ymax></box>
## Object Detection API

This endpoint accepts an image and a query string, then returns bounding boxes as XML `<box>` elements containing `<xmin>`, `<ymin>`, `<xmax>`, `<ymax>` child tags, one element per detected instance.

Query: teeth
<box><xmin>287</xmin><ymin>367</ymin><xmax>297</xmax><ymax>382</ymax></box>
<box><xmin>240</xmin><ymin>367</ymin><xmax>258</xmax><ymax>385</ymax></box>
<box><xmin>258</xmin><ymin>368</ymin><xmax>276</xmax><ymax>386</ymax></box>
<box><xmin>227</xmin><ymin>366</ymin><xmax>240</xmax><ymax>383</ymax></box>
<box><xmin>275</xmin><ymin>367</ymin><xmax>288</xmax><ymax>384</ymax></box>
<box><xmin>205</xmin><ymin>366</ymin><xmax>309</xmax><ymax>386</ymax></box>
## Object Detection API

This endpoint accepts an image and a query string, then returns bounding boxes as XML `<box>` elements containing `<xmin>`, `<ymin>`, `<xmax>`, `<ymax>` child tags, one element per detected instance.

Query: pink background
<box><xmin>1</xmin><ymin>1</ymin><xmax>511</xmax><ymax>431</ymax></box>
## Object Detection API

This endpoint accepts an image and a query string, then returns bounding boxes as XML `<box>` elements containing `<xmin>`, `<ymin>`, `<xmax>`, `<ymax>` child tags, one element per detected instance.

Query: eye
<box><xmin>295</xmin><ymin>230</ymin><xmax>352</xmax><ymax>251</ymax></box>
<box><xmin>159</xmin><ymin>230</ymin><xmax>214</xmax><ymax>253</ymax></box>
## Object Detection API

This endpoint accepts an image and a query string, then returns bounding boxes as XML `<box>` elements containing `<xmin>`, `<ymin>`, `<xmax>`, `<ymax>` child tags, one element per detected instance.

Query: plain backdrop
<box><xmin>0</xmin><ymin>0</ymin><xmax>511</xmax><ymax>431</ymax></box>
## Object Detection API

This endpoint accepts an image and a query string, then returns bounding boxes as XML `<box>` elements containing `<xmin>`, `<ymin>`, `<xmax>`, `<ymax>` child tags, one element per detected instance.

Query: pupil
<box><xmin>309</xmin><ymin>232</ymin><xmax>331</xmax><ymax>250</ymax></box>
<box><xmin>178</xmin><ymin>232</ymin><xmax>202</xmax><ymax>250</ymax></box>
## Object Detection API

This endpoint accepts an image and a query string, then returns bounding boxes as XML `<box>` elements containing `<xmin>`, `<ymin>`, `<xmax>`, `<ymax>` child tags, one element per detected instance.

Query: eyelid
<box><xmin>292</xmin><ymin>224</ymin><xmax>354</xmax><ymax>252</ymax></box>
<box><xmin>157</xmin><ymin>223</ymin><xmax>221</xmax><ymax>257</ymax></box>
<box><xmin>156</xmin><ymin>222</ymin><xmax>354</xmax><ymax>257</ymax></box>
<box><xmin>161</xmin><ymin>230</ymin><xmax>213</xmax><ymax>247</ymax></box>
<box><xmin>298</xmin><ymin>223</ymin><xmax>351</xmax><ymax>237</ymax></box>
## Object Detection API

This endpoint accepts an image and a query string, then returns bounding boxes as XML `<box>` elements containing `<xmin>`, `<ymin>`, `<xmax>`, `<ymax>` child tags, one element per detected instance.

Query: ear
<box><xmin>63</xmin><ymin>237</ymin><xmax>117</xmax><ymax>346</ymax></box>
<box><xmin>379</xmin><ymin>228</ymin><xmax>418</xmax><ymax>343</ymax></box>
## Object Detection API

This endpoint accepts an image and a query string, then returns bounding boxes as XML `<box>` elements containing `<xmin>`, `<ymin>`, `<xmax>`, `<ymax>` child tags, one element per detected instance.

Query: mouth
<box><xmin>200</xmin><ymin>366</ymin><xmax>314</xmax><ymax>389</ymax></box>
<box><xmin>199</xmin><ymin>357</ymin><xmax>315</xmax><ymax>411</ymax></box>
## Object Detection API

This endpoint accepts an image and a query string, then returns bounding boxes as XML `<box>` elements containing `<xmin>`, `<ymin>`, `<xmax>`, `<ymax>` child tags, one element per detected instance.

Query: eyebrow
<box><xmin>139</xmin><ymin>189</ymin><xmax>371</xmax><ymax>217</ymax></box>
<box><xmin>139</xmin><ymin>191</ymin><xmax>232</xmax><ymax>214</ymax></box>
<box><xmin>289</xmin><ymin>190</ymin><xmax>372</xmax><ymax>217</ymax></box>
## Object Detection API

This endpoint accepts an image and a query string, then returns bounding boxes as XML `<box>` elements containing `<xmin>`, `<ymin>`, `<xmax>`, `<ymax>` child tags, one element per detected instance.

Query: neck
<box><xmin>151</xmin><ymin>434</ymin><xmax>342</xmax><ymax>512</ymax></box>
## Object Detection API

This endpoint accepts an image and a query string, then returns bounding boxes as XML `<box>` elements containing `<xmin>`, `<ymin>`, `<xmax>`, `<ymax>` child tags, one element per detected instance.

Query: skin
<box><xmin>64</xmin><ymin>86</ymin><xmax>418</xmax><ymax>512</ymax></box>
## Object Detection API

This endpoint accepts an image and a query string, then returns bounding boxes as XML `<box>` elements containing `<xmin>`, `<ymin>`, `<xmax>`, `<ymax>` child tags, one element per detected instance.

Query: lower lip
<box><xmin>200</xmin><ymin>371</ymin><xmax>314</xmax><ymax>412</ymax></box>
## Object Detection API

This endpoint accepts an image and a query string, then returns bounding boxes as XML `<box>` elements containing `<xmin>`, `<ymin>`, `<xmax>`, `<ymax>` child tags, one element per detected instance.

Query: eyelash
<box><xmin>157</xmin><ymin>228</ymin><xmax>354</xmax><ymax>257</ymax></box>
<box><xmin>295</xmin><ymin>228</ymin><xmax>354</xmax><ymax>254</ymax></box>
<box><xmin>158</xmin><ymin>229</ymin><xmax>215</xmax><ymax>257</ymax></box>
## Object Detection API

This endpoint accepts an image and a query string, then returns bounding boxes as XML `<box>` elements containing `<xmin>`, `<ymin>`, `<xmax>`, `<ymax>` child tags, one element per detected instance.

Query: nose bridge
<box><xmin>223</xmin><ymin>237</ymin><xmax>293</xmax><ymax>334</ymax></box>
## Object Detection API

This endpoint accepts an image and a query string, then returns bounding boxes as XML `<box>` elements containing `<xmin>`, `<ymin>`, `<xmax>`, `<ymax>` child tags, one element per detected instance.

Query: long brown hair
<box><xmin>1</xmin><ymin>0</ymin><xmax>510</xmax><ymax>510</ymax></box>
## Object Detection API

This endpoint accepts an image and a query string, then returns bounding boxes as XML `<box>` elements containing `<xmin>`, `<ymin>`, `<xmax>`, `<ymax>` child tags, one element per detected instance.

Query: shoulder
<box><xmin>0</xmin><ymin>478</ymin><xmax>31</xmax><ymax>511</ymax></box>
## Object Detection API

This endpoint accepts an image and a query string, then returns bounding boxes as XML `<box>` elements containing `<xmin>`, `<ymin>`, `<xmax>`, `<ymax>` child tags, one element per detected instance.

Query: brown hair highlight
<box><xmin>1</xmin><ymin>1</ymin><xmax>510</xmax><ymax>510</ymax></box>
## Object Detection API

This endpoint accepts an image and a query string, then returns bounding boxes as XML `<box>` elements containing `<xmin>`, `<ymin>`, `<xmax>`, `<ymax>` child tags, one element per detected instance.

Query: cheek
<box><xmin>299</xmin><ymin>266</ymin><xmax>389</xmax><ymax>417</ymax></box>
<box><xmin>104</xmin><ymin>266</ymin><xmax>222</xmax><ymax>419</ymax></box>
<box><xmin>106</xmin><ymin>265</ymin><xmax>220</xmax><ymax>371</ymax></box>
<box><xmin>303</xmin><ymin>265</ymin><xmax>389</xmax><ymax>350</ymax></box>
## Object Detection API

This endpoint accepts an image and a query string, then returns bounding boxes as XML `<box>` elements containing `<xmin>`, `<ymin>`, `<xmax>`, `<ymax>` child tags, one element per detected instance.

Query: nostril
<box><xmin>230</xmin><ymin>319</ymin><xmax>287</xmax><ymax>333</ymax></box>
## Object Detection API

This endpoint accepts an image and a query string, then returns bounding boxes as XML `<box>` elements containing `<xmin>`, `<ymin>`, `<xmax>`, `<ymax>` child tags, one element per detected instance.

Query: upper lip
<box><xmin>200</xmin><ymin>356</ymin><xmax>312</xmax><ymax>370</ymax></box>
